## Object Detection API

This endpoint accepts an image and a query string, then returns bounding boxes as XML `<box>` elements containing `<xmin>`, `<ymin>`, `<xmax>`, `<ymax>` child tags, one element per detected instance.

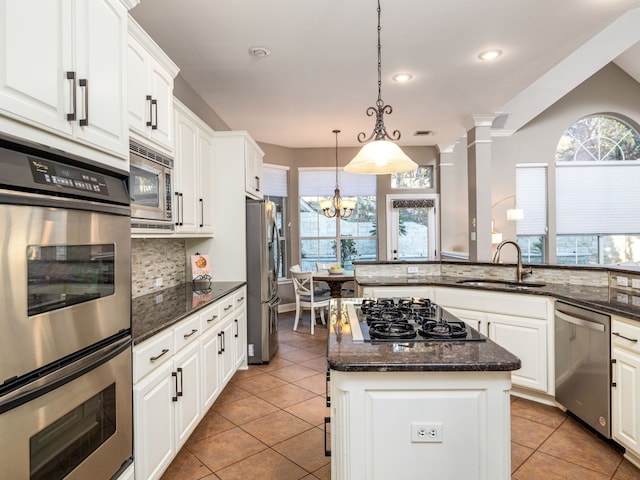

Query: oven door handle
<box><xmin>0</xmin><ymin>336</ymin><xmax>131</xmax><ymax>415</ymax></box>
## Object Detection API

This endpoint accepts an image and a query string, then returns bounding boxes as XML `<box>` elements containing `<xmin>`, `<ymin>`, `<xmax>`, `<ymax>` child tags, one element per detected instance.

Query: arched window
<box><xmin>555</xmin><ymin>114</ymin><xmax>640</xmax><ymax>265</ymax></box>
<box><xmin>556</xmin><ymin>115</ymin><xmax>640</xmax><ymax>163</ymax></box>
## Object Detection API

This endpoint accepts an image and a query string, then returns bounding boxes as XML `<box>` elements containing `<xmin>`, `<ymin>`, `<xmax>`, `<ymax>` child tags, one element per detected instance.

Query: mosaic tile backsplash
<box><xmin>132</xmin><ymin>238</ymin><xmax>187</xmax><ymax>298</ymax></box>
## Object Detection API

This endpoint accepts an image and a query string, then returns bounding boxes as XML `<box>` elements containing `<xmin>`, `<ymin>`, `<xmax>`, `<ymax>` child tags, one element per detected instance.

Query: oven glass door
<box><xmin>0</xmin><ymin>338</ymin><xmax>132</xmax><ymax>480</ymax></box>
<box><xmin>27</xmin><ymin>244</ymin><xmax>116</xmax><ymax>316</ymax></box>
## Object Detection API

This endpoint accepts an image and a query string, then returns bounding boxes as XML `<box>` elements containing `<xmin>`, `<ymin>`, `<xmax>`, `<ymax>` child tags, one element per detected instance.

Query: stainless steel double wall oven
<box><xmin>0</xmin><ymin>138</ymin><xmax>133</xmax><ymax>480</ymax></box>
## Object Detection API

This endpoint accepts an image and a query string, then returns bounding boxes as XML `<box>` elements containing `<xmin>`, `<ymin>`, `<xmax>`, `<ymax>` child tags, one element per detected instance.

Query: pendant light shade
<box><xmin>345</xmin><ymin>0</ymin><xmax>418</xmax><ymax>175</ymax></box>
<box><xmin>345</xmin><ymin>139</ymin><xmax>416</xmax><ymax>174</ymax></box>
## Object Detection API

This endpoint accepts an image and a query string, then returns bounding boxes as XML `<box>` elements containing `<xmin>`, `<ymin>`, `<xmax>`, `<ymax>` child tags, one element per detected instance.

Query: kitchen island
<box><xmin>327</xmin><ymin>298</ymin><xmax>521</xmax><ymax>480</ymax></box>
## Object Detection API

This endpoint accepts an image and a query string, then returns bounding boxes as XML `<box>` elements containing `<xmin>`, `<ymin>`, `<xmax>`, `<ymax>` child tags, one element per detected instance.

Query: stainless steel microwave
<box><xmin>129</xmin><ymin>140</ymin><xmax>173</xmax><ymax>228</ymax></box>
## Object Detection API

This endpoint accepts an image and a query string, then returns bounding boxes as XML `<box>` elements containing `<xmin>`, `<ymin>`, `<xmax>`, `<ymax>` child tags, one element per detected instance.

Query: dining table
<box><xmin>313</xmin><ymin>270</ymin><xmax>355</xmax><ymax>298</ymax></box>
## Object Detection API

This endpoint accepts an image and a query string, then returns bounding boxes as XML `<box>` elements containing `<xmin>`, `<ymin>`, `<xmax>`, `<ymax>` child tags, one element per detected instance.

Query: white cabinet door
<box><xmin>174</xmin><ymin>109</ymin><xmax>198</xmax><ymax>232</ymax></box>
<box><xmin>127</xmin><ymin>17</ymin><xmax>177</xmax><ymax>153</ymax></box>
<box><xmin>198</xmin><ymin>130</ymin><xmax>214</xmax><ymax>233</ymax></box>
<box><xmin>0</xmin><ymin>0</ymin><xmax>128</xmax><ymax>162</ymax></box>
<box><xmin>133</xmin><ymin>360</ymin><xmax>175</xmax><ymax>480</ymax></box>
<box><xmin>72</xmin><ymin>0</ymin><xmax>127</xmax><ymax>158</ymax></box>
<box><xmin>487</xmin><ymin>312</ymin><xmax>547</xmax><ymax>392</ymax></box>
<box><xmin>612</xmin><ymin>345</ymin><xmax>640</xmax><ymax>455</ymax></box>
<box><xmin>174</xmin><ymin>100</ymin><xmax>214</xmax><ymax>235</ymax></box>
<box><xmin>219</xmin><ymin>316</ymin><xmax>236</xmax><ymax>386</ymax></box>
<box><xmin>445</xmin><ymin>307</ymin><xmax>487</xmax><ymax>334</ymax></box>
<box><xmin>233</xmin><ymin>308</ymin><xmax>247</xmax><ymax>369</ymax></box>
<box><xmin>0</xmin><ymin>0</ymin><xmax>73</xmax><ymax>137</ymax></box>
<box><xmin>201</xmin><ymin>326</ymin><xmax>222</xmax><ymax>411</ymax></box>
<box><xmin>173</xmin><ymin>340</ymin><xmax>201</xmax><ymax>451</ymax></box>
<box><xmin>245</xmin><ymin>144</ymin><xmax>263</xmax><ymax>199</ymax></box>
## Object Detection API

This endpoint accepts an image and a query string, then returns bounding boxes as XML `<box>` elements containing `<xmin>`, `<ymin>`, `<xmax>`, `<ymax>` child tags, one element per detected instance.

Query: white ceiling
<box><xmin>131</xmin><ymin>0</ymin><xmax>640</xmax><ymax>150</ymax></box>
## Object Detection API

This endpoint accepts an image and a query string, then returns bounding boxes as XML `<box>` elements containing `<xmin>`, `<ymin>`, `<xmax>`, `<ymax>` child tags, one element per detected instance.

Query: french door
<box><xmin>386</xmin><ymin>194</ymin><xmax>439</xmax><ymax>261</ymax></box>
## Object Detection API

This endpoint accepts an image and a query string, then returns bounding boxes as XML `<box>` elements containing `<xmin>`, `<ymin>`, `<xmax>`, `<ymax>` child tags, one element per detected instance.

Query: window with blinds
<box><xmin>516</xmin><ymin>165</ymin><xmax>547</xmax><ymax>263</ymax></box>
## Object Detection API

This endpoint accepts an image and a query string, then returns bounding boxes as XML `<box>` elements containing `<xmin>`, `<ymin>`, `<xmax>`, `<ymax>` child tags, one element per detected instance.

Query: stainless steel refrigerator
<box><xmin>246</xmin><ymin>198</ymin><xmax>280</xmax><ymax>363</ymax></box>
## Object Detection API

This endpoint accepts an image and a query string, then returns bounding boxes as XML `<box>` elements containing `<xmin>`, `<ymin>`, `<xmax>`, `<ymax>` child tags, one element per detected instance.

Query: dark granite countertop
<box><xmin>132</xmin><ymin>281</ymin><xmax>245</xmax><ymax>344</ymax></box>
<box><xmin>327</xmin><ymin>299</ymin><xmax>522</xmax><ymax>373</ymax></box>
<box><xmin>356</xmin><ymin>275</ymin><xmax>640</xmax><ymax>321</ymax></box>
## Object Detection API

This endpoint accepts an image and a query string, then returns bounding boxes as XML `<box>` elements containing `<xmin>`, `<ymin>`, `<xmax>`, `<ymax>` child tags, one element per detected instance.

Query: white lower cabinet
<box><xmin>133</xmin><ymin>286</ymin><xmax>247</xmax><ymax>480</ymax></box>
<box><xmin>331</xmin><ymin>369</ymin><xmax>513</xmax><ymax>480</ymax></box>
<box><xmin>433</xmin><ymin>287</ymin><xmax>553</xmax><ymax>395</ymax></box>
<box><xmin>612</xmin><ymin>317</ymin><xmax>640</xmax><ymax>463</ymax></box>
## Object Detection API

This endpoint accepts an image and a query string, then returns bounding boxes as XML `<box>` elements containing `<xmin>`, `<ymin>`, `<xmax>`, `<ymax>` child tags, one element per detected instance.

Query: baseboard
<box><xmin>279</xmin><ymin>303</ymin><xmax>296</xmax><ymax>313</ymax></box>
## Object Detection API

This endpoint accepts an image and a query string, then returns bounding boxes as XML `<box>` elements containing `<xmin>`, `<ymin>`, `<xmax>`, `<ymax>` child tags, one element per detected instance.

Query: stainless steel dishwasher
<box><xmin>555</xmin><ymin>300</ymin><xmax>611</xmax><ymax>438</ymax></box>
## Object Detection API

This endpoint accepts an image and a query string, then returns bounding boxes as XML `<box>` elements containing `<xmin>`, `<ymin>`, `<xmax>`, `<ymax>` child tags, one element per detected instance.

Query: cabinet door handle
<box><xmin>207</xmin><ymin>315</ymin><xmax>218</xmax><ymax>323</ymax></box>
<box><xmin>324</xmin><ymin>417</ymin><xmax>331</xmax><ymax>457</ymax></box>
<box><xmin>199</xmin><ymin>198</ymin><xmax>204</xmax><ymax>227</ymax></box>
<box><xmin>234</xmin><ymin>318</ymin><xmax>239</xmax><ymax>338</ymax></box>
<box><xmin>151</xmin><ymin>98</ymin><xmax>158</xmax><ymax>129</ymax></box>
<box><xmin>66</xmin><ymin>71</ymin><xmax>77</xmax><ymax>121</ymax></box>
<box><xmin>174</xmin><ymin>192</ymin><xmax>180</xmax><ymax>226</ymax></box>
<box><xmin>612</xmin><ymin>332</ymin><xmax>638</xmax><ymax>343</ymax></box>
<box><xmin>78</xmin><ymin>78</ymin><xmax>88</xmax><ymax>126</ymax></box>
<box><xmin>255</xmin><ymin>175</ymin><xmax>260</xmax><ymax>192</ymax></box>
<box><xmin>179</xmin><ymin>192</ymin><xmax>184</xmax><ymax>226</ymax></box>
<box><xmin>221</xmin><ymin>331</ymin><xmax>226</xmax><ymax>352</ymax></box>
<box><xmin>177</xmin><ymin>367</ymin><xmax>183</xmax><ymax>397</ymax></box>
<box><xmin>326</xmin><ymin>370</ymin><xmax>331</xmax><ymax>407</ymax></box>
<box><xmin>172</xmin><ymin>371</ymin><xmax>178</xmax><ymax>402</ymax></box>
<box><xmin>150</xmin><ymin>348</ymin><xmax>169</xmax><ymax>362</ymax></box>
<box><xmin>146</xmin><ymin>95</ymin><xmax>153</xmax><ymax>126</ymax></box>
<box><xmin>183</xmin><ymin>328</ymin><xmax>198</xmax><ymax>339</ymax></box>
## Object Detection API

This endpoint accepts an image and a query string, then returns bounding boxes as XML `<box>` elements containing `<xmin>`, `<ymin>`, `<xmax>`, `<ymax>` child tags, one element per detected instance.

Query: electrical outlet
<box><xmin>632</xmin><ymin>296</ymin><xmax>640</xmax><ymax>307</ymax></box>
<box><xmin>617</xmin><ymin>276</ymin><xmax>629</xmax><ymax>287</ymax></box>
<box><xmin>155</xmin><ymin>277</ymin><xmax>163</xmax><ymax>287</ymax></box>
<box><xmin>407</xmin><ymin>266</ymin><xmax>419</xmax><ymax>274</ymax></box>
<box><xmin>411</xmin><ymin>423</ymin><xmax>443</xmax><ymax>443</ymax></box>
<box><xmin>632</xmin><ymin>278</ymin><xmax>640</xmax><ymax>289</ymax></box>
<box><xmin>154</xmin><ymin>294</ymin><xmax>163</xmax><ymax>304</ymax></box>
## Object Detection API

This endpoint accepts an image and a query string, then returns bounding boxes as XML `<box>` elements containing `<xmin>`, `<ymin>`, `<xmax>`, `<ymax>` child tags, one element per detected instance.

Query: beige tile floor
<box><xmin>161</xmin><ymin>311</ymin><xmax>640</xmax><ymax>480</ymax></box>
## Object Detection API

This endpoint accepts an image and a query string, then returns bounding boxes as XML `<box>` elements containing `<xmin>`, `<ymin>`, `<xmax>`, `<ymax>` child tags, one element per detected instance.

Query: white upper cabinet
<box><xmin>128</xmin><ymin>16</ymin><xmax>178</xmax><ymax>154</ymax></box>
<box><xmin>0</xmin><ymin>0</ymin><xmax>130</xmax><ymax>171</ymax></box>
<box><xmin>213</xmin><ymin>131</ymin><xmax>264</xmax><ymax>200</ymax></box>
<box><xmin>173</xmin><ymin>99</ymin><xmax>215</xmax><ymax>236</ymax></box>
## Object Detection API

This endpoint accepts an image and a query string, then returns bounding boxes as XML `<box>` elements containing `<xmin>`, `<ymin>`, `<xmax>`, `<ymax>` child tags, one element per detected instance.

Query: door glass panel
<box><xmin>394</xmin><ymin>206</ymin><xmax>431</xmax><ymax>260</ymax></box>
<box><xmin>30</xmin><ymin>384</ymin><xmax>117</xmax><ymax>480</ymax></box>
<box><xmin>27</xmin><ymin>244</ymin><xmax>115</xmax><ymax>316</ymax></box>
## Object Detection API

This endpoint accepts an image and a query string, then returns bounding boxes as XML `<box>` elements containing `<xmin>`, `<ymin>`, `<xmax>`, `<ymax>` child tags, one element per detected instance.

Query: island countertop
<box><xmin>327</xmin><ymin>299</ymin><xmax>522</xmax><ymax>373</ymax></box>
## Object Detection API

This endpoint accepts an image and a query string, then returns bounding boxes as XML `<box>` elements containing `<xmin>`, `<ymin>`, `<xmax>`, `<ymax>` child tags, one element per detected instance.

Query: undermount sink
<box><xmin>456</xmin><ymin>279</ymin><xmax>546</xmax><ymax>289</ymax></box>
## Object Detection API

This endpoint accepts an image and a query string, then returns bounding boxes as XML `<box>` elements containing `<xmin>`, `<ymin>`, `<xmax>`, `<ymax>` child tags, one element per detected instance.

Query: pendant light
<box><xmin>319</xmin><ymin>130</ymin><xmax>356</xmax><ymax>218</ymax></box>
<box><xmin>344</xmin><ymin>0</ymin><xmax>418</xmax><ymax>175</ymax></box>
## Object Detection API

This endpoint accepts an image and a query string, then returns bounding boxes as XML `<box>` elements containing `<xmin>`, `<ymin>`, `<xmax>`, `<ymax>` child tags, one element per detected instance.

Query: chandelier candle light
<box><xmin>345</xmin><ymin>0</ymin><xmax>418</xmax><ymax>175</ymax></box>
<box><xmin>319</xmin><ymin>130</ymin><xmax>357</xmax><ymax>218</ymax></box>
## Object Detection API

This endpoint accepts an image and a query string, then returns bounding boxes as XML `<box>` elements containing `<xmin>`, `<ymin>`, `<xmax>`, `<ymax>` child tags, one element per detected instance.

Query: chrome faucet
<box><xmin>492</xmin><ymin>240</ymin><xmax>532</xmax><ymax>283</ymax></box>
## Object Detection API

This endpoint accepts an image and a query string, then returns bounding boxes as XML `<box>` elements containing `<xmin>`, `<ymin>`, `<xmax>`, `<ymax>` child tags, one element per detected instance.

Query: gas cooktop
<box><xmin>355</xmin><ymin>297</ymin><xmax>486</xmax><ymax>343</ymax></box>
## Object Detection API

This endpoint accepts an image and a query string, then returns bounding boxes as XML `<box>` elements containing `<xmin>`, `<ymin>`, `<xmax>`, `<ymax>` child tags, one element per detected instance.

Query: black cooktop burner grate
<box><xmin>356</xmin><ymin>297</ymin><xmax>486</xmax><ymax>343</ymax></box>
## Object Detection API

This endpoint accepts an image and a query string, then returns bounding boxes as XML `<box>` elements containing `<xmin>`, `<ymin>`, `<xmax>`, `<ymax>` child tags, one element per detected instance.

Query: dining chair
<box><xmin>290</xmin><ymin>269</ymin><xmax>331</xmax><ymax>334</ymax></box>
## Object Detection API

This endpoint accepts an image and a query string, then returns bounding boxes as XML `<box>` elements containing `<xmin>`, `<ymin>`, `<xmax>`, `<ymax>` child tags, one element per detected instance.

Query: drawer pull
<box><xmin>237</xmin><ymin>296</ymin><xmax>244</xmax><ymax>302</ymax></box>
<box><xmin>224</xmin><ymin>305</ymin><xmax>233</xmax><ymax>311</ymax></box>
<box><xmin>150</xmin><ymin>348</ymin><xmax>169</xmax><ymax>362</ymax></box>
<box><xmin>183</xmin><ymin>328</ymin><xmax>198</xmax><ymax>339</ymax></box>
<box><xmin>207</xmin><ymin>315</ymin><xmax>218</xmax><ymax>323</ymax></box>
<box><xmin>613</xmin><ymin>332</ymin><xmax>638</xmax><ymax>343</ymax></box>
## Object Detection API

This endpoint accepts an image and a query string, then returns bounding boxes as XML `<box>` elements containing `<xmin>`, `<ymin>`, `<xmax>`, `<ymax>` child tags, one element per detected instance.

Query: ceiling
<box><xmin>131</xmin><ymin>0</ymin><xmax>640</xmax><ymax>150</ymax></box>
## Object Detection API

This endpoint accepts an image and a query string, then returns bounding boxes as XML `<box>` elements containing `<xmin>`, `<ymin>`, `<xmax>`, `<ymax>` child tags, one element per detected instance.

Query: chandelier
<box><xmin>344</xmin><ymin>0</ymin><xmax>418</xmax><ymax>175</ymax></box>
<box><xmin>319</xmin><ymin>130</ymin><xmax>357</xmax><ymax>218</ymax></box>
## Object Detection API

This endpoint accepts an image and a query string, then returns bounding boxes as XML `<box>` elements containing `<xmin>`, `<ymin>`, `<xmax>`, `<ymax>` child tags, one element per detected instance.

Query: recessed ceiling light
<box><xmin>478</xmin><ymin>49</ymin><xmax>503</xmax><ymax>61</ymax></box>
<box><xmin>392</xmin><ymin>73</ymin><xmax>413</xmax><ymax>82</ymax></box>
<box><xmin>248</xmin><ymin>46</ymin><xmax>271</xmax><ymax>58</ymax></box>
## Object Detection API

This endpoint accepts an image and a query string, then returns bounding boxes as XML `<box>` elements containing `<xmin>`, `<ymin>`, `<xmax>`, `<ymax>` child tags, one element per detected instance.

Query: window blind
<box><xmin>263</xmin><ymin>164</ymin><xmax>288</xmax><ymax>197</ymax></box>
<box><xmin>299</xmin><ymin>168</ymin><xmax>376</xmax><ymax>196</ymax></box>
<box><xmin>556</xmin><ymin>163</ymin><xmax>640</xmax><ymax>234</ymax></box>
<box><xmin>516</xmin><ymin>165</ymin><xmax>547</xmax><ymax>235</ymax></box>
